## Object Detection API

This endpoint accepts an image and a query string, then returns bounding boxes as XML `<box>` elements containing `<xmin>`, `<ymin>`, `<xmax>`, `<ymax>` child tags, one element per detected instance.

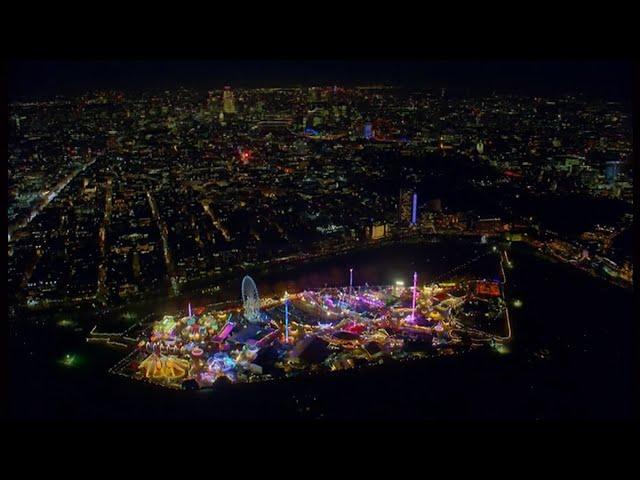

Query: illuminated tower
<box><xmin>411</xmin><ymin>272</ymin><xmax>418</xmax><ymax>321</ymax></box>
<box><xmin>284</xmin><ymin>291</ymin><xmax>289</xmax><ymax>343</ymax></box>
<box><xmin>223</xmin><ymin>86</ymin><xmax>236</xmax><ymax>114</ymax></box>
<box><xmin>411</xmin><ymin>193</ymin><xmax>418</xmax><ymax>226</ymax></box>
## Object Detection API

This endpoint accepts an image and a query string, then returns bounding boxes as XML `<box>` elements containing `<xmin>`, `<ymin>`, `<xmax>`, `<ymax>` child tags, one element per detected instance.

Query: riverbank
<box><xmin>8</xmin><ymin>239</ymin><xmax>633</xmax><ymax>419</ymax></box>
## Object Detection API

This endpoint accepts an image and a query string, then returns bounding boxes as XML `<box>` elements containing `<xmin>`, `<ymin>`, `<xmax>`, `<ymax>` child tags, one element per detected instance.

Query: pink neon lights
<box><xmin>411</xmin><ymin>272</ymin><xmax>418</xmax><ymax>321</ymax></box>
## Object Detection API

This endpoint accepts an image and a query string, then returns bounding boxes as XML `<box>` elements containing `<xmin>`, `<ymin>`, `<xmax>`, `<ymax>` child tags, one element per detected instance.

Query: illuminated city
<box><xmin>7</xmin><ymin>59</ymin><xmax>634</xmax><ymax>421</ymax></box>
<box><xmin>105</xmin><ymin>265</ymin><xmax>512</xmax><ymax>390</ymax></box>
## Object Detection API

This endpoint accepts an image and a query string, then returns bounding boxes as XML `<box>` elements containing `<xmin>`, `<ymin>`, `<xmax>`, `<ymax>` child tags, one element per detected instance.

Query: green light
<box><xmin>60</xmin><ymin>353</ymin><xmax>78</xmax><ymax>367</ymax></box>
<box><xmin>512</xmin><ymin>299</ymin><xmax>523</xmax><ymax>308</ymax></box>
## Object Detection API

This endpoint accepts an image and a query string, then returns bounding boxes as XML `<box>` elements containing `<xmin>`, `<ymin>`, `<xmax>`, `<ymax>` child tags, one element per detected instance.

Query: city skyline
<box><xmin>6</xmin><ymin>61</ymin><xmax>634</xmax><ymax>422</ymax></box>
<box><xmin>8</xmin><ymin>60</ymin><xmax>633</xmax><ymax>102</ymax></box>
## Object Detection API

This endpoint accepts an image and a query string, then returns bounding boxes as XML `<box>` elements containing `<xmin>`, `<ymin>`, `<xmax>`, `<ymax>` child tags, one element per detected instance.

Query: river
<box><xmin>8</xmin><ymin>239</ymin><xmax>633</xmax><ymax>419</ymax></box>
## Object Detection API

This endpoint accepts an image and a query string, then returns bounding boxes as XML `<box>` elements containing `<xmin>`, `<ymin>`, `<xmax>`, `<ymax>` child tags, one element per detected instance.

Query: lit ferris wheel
<box><xmin>241</xmin><ymin>276</ymin><xmax>261</xmax><ymax>323</ymax></box>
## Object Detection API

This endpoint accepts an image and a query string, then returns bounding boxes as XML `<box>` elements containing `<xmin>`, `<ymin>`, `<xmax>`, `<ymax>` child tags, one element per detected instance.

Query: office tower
<box><xmin>223</xmin><ymin>86</ymin><xmax>236</xmax><ymax>114</ymax></box>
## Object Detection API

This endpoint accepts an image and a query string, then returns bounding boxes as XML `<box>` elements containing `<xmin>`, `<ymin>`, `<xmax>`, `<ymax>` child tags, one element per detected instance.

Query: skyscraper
<box><xmin>308</xmin><ymin>87</ymin><xmax>319</xmax><ymax>103</ymax></box>
<box><xmin>207</xmin><ymin>91</ymin><xmax>217</xmax><ymax>111</ymax></box>
<box><xmin>398</xmin><ymin>189</ymin><xmax>414</xmax><ymax>226</ymax></box>
<box><xmin>223</xmin><ymin>86</ymin><xmax>236</xmax><ymax>114</ymax></box>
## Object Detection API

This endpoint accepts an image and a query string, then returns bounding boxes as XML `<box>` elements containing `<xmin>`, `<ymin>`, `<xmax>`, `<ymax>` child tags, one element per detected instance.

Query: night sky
<box><xmin>8</xmin><ymin>60</ymin><xmax>633</xmax><ymax>103</ymax></box>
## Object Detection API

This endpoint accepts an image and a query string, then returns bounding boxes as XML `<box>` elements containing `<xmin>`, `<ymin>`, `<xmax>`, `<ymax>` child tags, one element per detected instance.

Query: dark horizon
<box><xmin>8</xmin><ymin>60</ymin><xmax>633</xmax><ymax>103</ymax></box>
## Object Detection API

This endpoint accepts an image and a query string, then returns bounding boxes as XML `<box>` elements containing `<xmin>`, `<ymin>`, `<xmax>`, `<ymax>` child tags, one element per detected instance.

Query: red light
<box><xmin>239</xmin><ymin>148</ymin><xmax>252</xmax><ymax>164</ymax></box>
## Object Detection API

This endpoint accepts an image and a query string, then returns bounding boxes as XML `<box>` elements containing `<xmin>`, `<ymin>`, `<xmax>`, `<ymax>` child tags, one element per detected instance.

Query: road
<box><xmin>147</xmin><ymin>190</ymin><xmax>179</xmax><ymax>296</ymax></box>
<box><xmin>96</xmin><ymin>178</ymin><xmax>113</xmax><ymax>300</ymax></box>
<box><xmin>202</xmin><ymin>201</ymin><xmax>232</xmax><ymax>242</ymax></box>
<box><xmin>8</xmin><ymin>155</ymin><xmax>97</xmax><ymax>241</ymax></box>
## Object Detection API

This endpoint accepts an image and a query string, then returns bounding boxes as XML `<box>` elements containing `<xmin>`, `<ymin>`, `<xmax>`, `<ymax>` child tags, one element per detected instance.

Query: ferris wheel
<box><xmin>241</xmin><ymin>276</ymin><xmax>261</xmax><ymax>323</ymax></box>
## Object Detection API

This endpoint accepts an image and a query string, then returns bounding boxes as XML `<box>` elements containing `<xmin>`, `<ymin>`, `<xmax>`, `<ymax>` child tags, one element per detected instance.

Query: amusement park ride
<box><xmin>111</xmin><ymin>247</ymin><xmax>512</xmax><ymax>391</ymax></box>
<box><xmin>241</xmin><ymin>276</ymin><xmax>261</xmax><ymax>323</ymax></box>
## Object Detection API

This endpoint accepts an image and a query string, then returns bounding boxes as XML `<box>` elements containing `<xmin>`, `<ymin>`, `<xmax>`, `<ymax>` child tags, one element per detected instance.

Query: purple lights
<box><xmin>356</xmin><ymin>294</ymin><xmax>385</xmax><ymax>308</ymax></box>
<box><xmin>411</xmin><ymin>271</ymin><xmax>418</xmax><ymax>320</ymax></box>
<box><xmin>411</xmin><ymin>193</ymin><xmax>417</xmax><ymax>225</ymax></box>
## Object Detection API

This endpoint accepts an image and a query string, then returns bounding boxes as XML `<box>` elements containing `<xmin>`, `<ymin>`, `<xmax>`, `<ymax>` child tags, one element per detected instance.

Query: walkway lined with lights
<box><xmin>147</xmin><ymin>190</ymin><xmax>179</xmax><ymax>296</ymax></box>
<box><xmin>202</xmin><ymin>201</ymin><xmax>232</xmax><ymax>242</ymax></box>
<box><xmin>96</xmin><ymin>178</ymin><xmax>113</xmax><ymax>300</ymax></box>
<box><xmin>9</xmin><ymin>155</ymin><xmax>97</xmax><ymax>242</ymax></box>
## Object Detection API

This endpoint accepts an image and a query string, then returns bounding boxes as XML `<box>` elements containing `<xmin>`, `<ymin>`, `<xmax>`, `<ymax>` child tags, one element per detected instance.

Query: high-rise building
<box><xmin>605</xmin><ymin>161</ymin><xmax>621</xmax><ymax>185</ymax></box>
<box><xmin>363</xmin><ymin>122</ymin><xmax>373</xmax><ymax>140</ymax></box>
<box><xmin>308</xmin><ymin>87</ymin><xmax>319</xmax><ymax>103</ymax></box>
<box><xmin>398</xmin><ymin>189</ymin><xmax>414</xmax><ymax>226</ymax></box>
<box><xmin>367</xmin><ymin>223</ymin><xmax>389</xmax><ymax>240</ymax></box>
<box><xmin>223</xmin><ymin>86</ymin><xmax>236</xmax><ymax>114</ymax></box>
